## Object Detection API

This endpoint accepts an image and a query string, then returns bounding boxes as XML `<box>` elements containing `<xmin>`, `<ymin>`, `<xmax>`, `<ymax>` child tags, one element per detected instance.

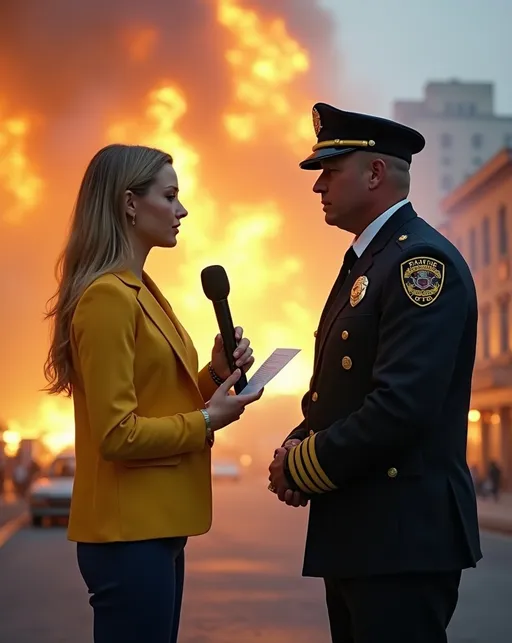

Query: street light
<box><xmin>468</xmin><ymin>409</ymin><xmax>481</xmax><ymax>423</ymax></box>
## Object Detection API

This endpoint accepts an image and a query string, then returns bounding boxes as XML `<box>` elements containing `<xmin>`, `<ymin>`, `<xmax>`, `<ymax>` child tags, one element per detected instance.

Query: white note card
<box><xmin>239</xmin><ymin>348</ymin><xmax>301</xmax><ymax>395</ymax></box>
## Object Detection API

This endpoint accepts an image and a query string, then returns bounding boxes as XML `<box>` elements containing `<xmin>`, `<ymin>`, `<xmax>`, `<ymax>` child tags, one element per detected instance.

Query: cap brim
<box><xmin>299</xmin><ymin>147</ymin><xmax>357</xmax><ymax>170</ymax></box>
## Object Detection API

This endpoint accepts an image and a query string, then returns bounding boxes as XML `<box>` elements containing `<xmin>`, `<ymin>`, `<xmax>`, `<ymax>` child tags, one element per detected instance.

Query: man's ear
<box><xmin>368</xmin><ymin>158</ymin><xmax>386</xmax><ymax>191</ymax></box>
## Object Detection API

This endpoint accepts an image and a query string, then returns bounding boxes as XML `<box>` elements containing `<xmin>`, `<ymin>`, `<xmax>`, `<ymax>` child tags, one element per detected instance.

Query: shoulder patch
<box><xmin>400</xmin><ymin>256</ymin><xmax>445</xmax><ymax>307</ymax></box>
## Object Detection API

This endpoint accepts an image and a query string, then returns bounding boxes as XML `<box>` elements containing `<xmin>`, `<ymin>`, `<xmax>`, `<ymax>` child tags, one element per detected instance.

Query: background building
<box><xmin>441</xmin><ymin>148</ymin><xmax>512</xmax><ymax>490</ymax></box>
<box><xmin>394</xmin><ymin>80</ymin><xmax>512</xmax><ymax>227</ymax></box>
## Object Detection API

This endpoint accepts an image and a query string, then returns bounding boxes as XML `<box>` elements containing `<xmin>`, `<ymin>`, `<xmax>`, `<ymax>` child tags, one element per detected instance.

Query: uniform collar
<box><xmin>352</xmin><ymin>198</ymin><xmax>410</xmax><ymax>258</ymax></box>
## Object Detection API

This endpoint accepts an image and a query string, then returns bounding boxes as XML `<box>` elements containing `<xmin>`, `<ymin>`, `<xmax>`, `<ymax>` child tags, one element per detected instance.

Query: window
<box><xmin>440</xmin><ymin>133</ymin><xmax>452</xmax><ymax>149</ymax></box>
<box><xmin>469</xmin><ymin>227</ymin><xmax>477</xmax><ymax>271</ymax></box>
<box><xmin>441</xmin><ymin>175</ymin><xmax>453</xmax><ymax>192</ymax></box>
<box><xmin>498</xmin><ymin>205</ymin><xmax>508</xmax><ymax>256</ymax></box>
<box><xmin>473</xmin><ymin>157</ymin><xmax>482</xmax><ymax>167</ymax></box>
<box><xmin>505</xmin><ymin>134</ymin><xmax>512</xmax><ymax>148</ymax></box>
<box><xmin>498</xmin><ymin>299</ymin><xmax>510</xmax><ymax>354</ymax></box>
<box><xmin>481</xmin><ymin>307</ymin><xmax>491</xmax><ymax>359</ymax></box>
<box><xmin>471</xmin><ymin>133</ymin><xmax>483</xmax><ymax>149</ymax></box>
<box><xmin>441</xmin><ymin>156</ymin><xmax>451</xmax><ymax>166</ymax></box>
<box><xmin>482</xmin><ymin>217</ymin><xmax>491</xmax><ymax>266</ymax></box>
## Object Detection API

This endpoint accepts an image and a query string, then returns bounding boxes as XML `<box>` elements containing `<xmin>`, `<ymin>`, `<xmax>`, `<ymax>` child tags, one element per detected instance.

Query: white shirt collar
<box><xmin>351</xmin><ymin>198</ymin><xmax>409</xmax><ymax>258</ymax></box>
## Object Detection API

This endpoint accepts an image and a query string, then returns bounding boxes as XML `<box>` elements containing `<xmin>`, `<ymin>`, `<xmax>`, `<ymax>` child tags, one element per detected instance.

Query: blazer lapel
<box><xmin>314</xmin><ymin>204</ymin><xmax>417</xmax><ymax>368</ymax></box>
<box><xmin>114</xmin><ymin>271</ymin><xmax>200</xmax><ymax>394</ymax></box>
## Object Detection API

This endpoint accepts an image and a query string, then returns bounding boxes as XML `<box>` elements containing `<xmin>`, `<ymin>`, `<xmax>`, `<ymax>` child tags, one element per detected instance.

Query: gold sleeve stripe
<box><xmin>300</xmin><ymin>439</ymin><xmax>332</xmax><ymax>492</ymax></box>
<box><xmin>287</xmin><ymin>447</ymin><xmax>314</xmax><ymax>494</ymax></box>
<box><xmin>306</xmin><ymin>434</ymin><xmax>337</xmax><ymax>491</ymax></box>
<box><xmin>291</xmin><ymin>445</ymin><xmax>323</xmax><ymax>494</ymax></box>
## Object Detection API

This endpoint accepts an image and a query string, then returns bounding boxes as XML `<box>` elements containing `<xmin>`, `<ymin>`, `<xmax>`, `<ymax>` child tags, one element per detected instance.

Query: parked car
<box><xmin>212</xmin><ymin>459</ymin><xmax>240</xmax><ymax>482</ymax></box>
<box><xmin>28</xmin><ymin>451</ymin><xmax>75</xmax><ymax>527</ymax></box>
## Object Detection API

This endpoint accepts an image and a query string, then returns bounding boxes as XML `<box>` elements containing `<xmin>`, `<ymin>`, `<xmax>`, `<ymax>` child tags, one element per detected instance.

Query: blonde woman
<box><xmin>44</xmin><ymin>144</ymin><xmax>262</xmax><ymax>643</ymax></box>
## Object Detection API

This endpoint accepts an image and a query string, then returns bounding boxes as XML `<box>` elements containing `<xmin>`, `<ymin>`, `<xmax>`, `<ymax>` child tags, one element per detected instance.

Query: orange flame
<box><xmin>7</xmin><ymin>397</ymin><xmax>74</xmax><ymax>456</ymax></box>
<box><xmin>3</xmin><ymin>1</ymin><xmax>333</xmax><ymax>456</ymax></box>
<box><xmin>218</xmin><ymin>0</ymin><xmax>311</xmax><ymax>150</ymax></box>
<box><xmin>123</xmin><ymin>26</ymin><xmax>159</xmax><ymax>62</ymax></box>
<box><xmin>106</xmin><ymin>81</ymin><xmax>316</xmax><ymax>399</ymax></box>
<box><xmin>0</xmin><ymin>105</ymin><xmax>44</xmax><ymax>224</ymax></box>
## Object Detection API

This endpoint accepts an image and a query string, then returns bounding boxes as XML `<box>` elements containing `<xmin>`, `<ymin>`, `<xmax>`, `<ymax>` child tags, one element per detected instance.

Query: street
<box><xmin>0</xmin><ymin>476</ymin><xmax>510</xmax><ymax>643</ymax></box>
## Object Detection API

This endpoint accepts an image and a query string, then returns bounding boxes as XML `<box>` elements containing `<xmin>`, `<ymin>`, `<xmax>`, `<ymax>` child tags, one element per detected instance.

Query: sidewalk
<box><xmin>477</xmin><ymin>492</ymin><xmax>512</xmax><ymax>535</ymax></box>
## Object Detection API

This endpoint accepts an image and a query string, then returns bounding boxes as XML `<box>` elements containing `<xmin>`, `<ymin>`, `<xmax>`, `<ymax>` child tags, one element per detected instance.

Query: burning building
<box><xmin>0</xmin><ymin>0</ymin><xmax>350</xmax><ymax>454</ymax></box>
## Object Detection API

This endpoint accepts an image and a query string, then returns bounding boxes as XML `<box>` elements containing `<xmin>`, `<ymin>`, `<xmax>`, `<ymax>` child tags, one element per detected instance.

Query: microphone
<box><xmin>201</xmin><ymin>265</ymin><xmax>248</xmax><ymax>395</ymax></box>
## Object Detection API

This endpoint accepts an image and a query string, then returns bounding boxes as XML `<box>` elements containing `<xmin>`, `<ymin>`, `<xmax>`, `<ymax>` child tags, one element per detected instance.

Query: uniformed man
<box><xmin>268</xmin><ymin>103</ymin><xmax>482</xmax><ymax>643</ymax></box>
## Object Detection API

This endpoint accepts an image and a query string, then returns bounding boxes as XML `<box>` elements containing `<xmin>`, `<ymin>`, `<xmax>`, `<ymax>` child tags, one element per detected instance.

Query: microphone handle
<box><xmin>212</xmin><ymin>299</ymin><xmax>248</xmax><ymax>394</ymax></box>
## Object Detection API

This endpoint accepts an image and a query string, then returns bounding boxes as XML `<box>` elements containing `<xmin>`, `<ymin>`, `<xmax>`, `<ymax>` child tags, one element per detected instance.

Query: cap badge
<box><xmin>312</xmin><ymin>107</ymin><xmax>322</xmax><ymax>136</ymax></box>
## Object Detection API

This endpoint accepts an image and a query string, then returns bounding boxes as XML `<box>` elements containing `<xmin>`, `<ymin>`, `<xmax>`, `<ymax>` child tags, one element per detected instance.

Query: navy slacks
<box><xmin>324</xmin><ymin>570</ymin><xmax>461</xmax><ymax>643</ymax></box>
<box><xmin>77</xmin><ymin>536</ymin><xmax>187</xmax><ymax>643</ymax></box>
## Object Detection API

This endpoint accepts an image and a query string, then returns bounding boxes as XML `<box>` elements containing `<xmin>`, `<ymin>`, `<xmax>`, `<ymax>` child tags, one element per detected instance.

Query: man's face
<box><xmin>312</xmin><ymin>152</ymin><xmax>371</xmax><ymax>234</ymax></box>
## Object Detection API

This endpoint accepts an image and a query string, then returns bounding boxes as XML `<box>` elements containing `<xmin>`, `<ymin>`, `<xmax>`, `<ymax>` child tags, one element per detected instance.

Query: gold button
<box><xmin>341</xmin><ymin>330</ymin><xmax>349</xmax><ymax>340</ymax></box>
<box><xmin>309</xmin><ymin>430</ymin><xmax>314</xmax><ymax>436</ymax></box>
<box><xmin>398</xmin><ymin>234</ymin><xmax>408</xmax><ymax>241</ymax></box>
<box><xmin>342</xmin><ymin>356</ymin><xmax>352</xmax><ymax>370</ymax></box>
<box><xmin>387</xmin><ymin>467</ymin><xmax>398</xmax><ymax>478</ymax></box>
<box><xmin>311</xmin><ymin>392</ymin><xmax>319</xmax><ymax>402</ymax></box>
<box><xmin>314</xmin><ymin>330</ymin><xmax>318</xmax><ymax>338</ymax></box>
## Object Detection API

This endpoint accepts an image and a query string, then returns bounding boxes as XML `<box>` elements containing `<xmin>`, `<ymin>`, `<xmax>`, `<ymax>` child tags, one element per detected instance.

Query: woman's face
<box><xmin>128</xmin><ymin>163</ymin><xmax>188</xmax><ymax>249</ymax></box>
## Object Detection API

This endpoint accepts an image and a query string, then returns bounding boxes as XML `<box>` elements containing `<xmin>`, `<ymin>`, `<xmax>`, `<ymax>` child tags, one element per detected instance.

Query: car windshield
<box><xmin>48</xmin><ymin>457</ymin><xmax>75</xmax><ymax>478</ymax></box>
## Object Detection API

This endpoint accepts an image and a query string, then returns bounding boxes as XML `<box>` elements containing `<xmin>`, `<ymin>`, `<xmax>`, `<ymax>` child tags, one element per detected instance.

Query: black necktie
<box><xmin>337</xmin><ymin>246</ymin><xmax>358</xmax><ymax>288</ymax></box>
<box><xmin>318</xmin><ymin>246</ymin><xmax>359</xmax><ymax>333</ymax></box>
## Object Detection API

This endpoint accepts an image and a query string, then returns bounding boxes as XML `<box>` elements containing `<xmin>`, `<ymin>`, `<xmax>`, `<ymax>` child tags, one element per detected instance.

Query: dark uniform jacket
<box><xmin>283</xmin><ymin>203</ymin><xmax>482</xmax><ymax>579</ymax></box>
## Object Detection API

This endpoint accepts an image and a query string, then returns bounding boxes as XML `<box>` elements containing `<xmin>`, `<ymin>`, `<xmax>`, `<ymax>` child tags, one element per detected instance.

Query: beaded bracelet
<box><xmin>208</xmin><ymin>362</ymin><xmax>225</xmax><ymax>386</ymax></box>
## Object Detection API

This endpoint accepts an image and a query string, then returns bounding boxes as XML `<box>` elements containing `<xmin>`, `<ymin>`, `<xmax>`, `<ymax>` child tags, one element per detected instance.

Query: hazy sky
<box><xmin>319</xmin><ymin>0</ymin><xmax>512</xmax><ymax>117</ymax></box>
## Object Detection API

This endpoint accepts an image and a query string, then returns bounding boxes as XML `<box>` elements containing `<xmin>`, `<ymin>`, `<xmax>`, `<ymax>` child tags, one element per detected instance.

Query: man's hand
<box><xmin>283</xmin><ymin>439</ymin><xmax>301</xmax><ymax>450</ymax></box>
<box><xmin>268</xmin><ymin>446</ymin><xmax>309</xmax><ymax>508</ymax></box>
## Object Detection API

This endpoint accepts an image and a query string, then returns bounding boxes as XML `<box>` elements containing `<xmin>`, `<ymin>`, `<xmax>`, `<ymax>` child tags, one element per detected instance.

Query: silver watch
<box><xmin>200</xmin><ymin>409</ymin><xmax>214</xmax><ymax>445</ymax></box>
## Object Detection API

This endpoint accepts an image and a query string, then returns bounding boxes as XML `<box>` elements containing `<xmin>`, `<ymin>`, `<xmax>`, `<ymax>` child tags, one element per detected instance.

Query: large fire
<box><xmin>0</xmin><ymin>106</ymin><xmax>43</xmax><ymax>224</ymax></box>
<box><xmin>0</xmin><ymin>0</ymin><xmax>348</xmax><ymax>459</ymax></box>
<box><xmin>218</xmin><ymin>0</ymin><xmax>311</xmax><ymax>148</ymax></box>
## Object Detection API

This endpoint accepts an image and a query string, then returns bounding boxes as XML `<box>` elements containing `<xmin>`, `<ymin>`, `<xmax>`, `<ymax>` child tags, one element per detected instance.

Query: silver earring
<box><xmin>131</xmin><ymin>215</ymin><xmax>136</xmax><ymax>226</ymax></box>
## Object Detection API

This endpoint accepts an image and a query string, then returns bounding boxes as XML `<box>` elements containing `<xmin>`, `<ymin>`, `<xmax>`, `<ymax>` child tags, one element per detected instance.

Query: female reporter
<box><xmin>44</xmin><ymin>143</ymin><xmax>262</xmax><ymax>643</ymax></box>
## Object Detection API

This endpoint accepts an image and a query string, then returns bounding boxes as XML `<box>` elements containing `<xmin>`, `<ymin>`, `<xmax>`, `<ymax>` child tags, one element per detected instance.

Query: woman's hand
<box><xmin>206</xmin><ymin>369</ymin><xmax>263</xmax><ymax>431</ymax></box>
<box><xmin>210</xmin><ymin>326</ymin><xmax>254</xmax><ymax>381</ymax></box>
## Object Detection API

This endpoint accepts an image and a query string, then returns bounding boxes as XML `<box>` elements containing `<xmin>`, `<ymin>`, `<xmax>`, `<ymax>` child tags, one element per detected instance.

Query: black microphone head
<box><xmin>201</xmin><ymin>265</ymin><xmax>230</xmax><ymax>301</ymax></box>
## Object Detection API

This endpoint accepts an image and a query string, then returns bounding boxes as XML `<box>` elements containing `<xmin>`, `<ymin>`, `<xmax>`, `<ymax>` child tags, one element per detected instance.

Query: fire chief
<box><xmin>268</xmin><ymin>103</ymin><xmax>482</xmax><ymax>643</ymax></box>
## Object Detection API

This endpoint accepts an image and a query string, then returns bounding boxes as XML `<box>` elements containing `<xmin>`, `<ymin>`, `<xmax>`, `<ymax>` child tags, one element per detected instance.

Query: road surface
<box><xmin>0</xmin><ymin>476</ymin><xmax>510</xmax><ymax>642</ymax></box>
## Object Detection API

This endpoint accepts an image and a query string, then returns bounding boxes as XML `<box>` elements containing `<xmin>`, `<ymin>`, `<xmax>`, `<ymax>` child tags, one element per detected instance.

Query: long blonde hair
<box><xmin>44</xmin><ymin>143</ymin><xmax>173</xmax><ymax>396</ymax></box>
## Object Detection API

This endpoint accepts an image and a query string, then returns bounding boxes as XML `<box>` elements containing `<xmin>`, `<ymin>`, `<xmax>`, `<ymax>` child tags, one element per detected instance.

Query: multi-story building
<box><xmin>441</xmin><ymin>147</ymin><xmax>512</xmax><ymax>490</ymax></box>
<box><xmin>394</xmin><ymin>80</ymin><xmax>512</xmax><ymax>227</ymax></box>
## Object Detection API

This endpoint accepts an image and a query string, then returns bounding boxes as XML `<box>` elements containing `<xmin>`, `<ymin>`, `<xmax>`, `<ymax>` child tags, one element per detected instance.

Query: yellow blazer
<box><xmin>67</xmin><ymin>270</ymin><xmax>219</xmax><ymax>543</ymax></box>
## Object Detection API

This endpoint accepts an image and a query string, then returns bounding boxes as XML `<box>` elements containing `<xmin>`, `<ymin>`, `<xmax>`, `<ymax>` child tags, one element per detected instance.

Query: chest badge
<box><xmin>350</xmin><ymin>275</ymin><xmax>369</xmax><ymax>307</ymax></box>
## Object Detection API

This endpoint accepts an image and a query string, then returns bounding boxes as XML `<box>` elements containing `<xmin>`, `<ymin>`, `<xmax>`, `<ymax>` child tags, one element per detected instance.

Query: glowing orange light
<box><xmin>468</xmin><ymin>409</ymin><xmax>481</xmax><ymax>423</ymax></box>
<box><xmin>0</xmin><ymin>107</ymin><xmax>44</xmax><ymax>224</ymax></box>
<box><xmin>217</xmin><ymin>0</ymin><xmax>311</xmax><ymax>151</ymax></box>
<box><xmin>107</xmin><ymin>83</ymin><xmax>315</xmax><ymax>398</ymax></box>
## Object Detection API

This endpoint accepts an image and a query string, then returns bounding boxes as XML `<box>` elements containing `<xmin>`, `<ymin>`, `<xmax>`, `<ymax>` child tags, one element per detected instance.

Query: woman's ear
<box><xmin>124</xmin><ymin>190</ymin><xmax>136</xmax><ymax>217</ymax></box>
